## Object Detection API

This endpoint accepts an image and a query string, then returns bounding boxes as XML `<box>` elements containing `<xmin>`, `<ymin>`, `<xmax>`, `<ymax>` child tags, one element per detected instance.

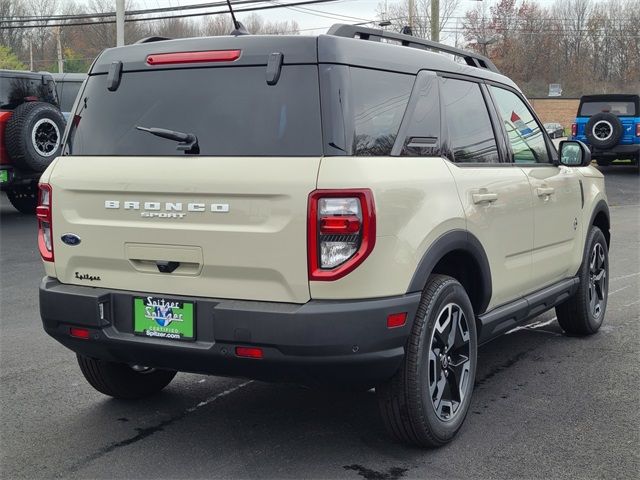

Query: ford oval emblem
<box><xmin>61</xmin><ymin>233</ymin><xmax>81</xmax><ymax>246</ymax></box>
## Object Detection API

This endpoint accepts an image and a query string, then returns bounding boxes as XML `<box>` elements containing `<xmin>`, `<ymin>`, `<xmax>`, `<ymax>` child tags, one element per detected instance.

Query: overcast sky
<box><xmin>119</xmin><ymin>0</ymin><xmax>575</xmax><ymax>35</ymax></box>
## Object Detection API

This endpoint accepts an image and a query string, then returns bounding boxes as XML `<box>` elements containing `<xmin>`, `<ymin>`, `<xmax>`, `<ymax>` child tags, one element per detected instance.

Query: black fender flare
<box><xmin>588</xmin><ymin>199</ymin><xmax>610</xmax><ymax>246</ymax></box>
<box><xmin>406</xmin><ymin>229</ymin><xmax>492</xmax><ymax>314</ymax></box>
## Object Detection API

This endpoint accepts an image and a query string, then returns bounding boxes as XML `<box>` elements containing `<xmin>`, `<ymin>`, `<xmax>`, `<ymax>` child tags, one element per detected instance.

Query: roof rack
<box><xmin>327</xmin><ymin>24</ymin><xmax>500</xmax><ymax>74</ymax></box>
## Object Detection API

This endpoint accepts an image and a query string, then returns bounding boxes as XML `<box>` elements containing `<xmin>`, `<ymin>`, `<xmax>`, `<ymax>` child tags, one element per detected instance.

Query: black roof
<box><xmin>51</xmin><ymin>72</ymin><xmax>87</xmax><ymax>83</ymax></box>
<box><xmin>90</xmin><ymin>26</ymin><xmax>518</xmax><ymax>90</ymax></box>
<box><xmin>0</xmin><ymin>69</ymin><xmax>54</xmax><ymax>80</ymax></box>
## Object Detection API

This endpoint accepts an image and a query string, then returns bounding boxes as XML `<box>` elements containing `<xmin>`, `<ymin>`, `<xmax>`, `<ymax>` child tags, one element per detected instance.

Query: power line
<box><xmin>0</xmin><ymin>0</ymin><xmax>345</xmax><ymax>29</ymax></box>
<box><xmin>0</xmin><ymin>0</ymin><xmax>302</xmax><ymax>23</ymax></box>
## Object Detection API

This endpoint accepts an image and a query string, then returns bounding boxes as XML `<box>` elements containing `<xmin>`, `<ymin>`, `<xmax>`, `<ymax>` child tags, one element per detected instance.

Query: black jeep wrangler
<box><xmin>1</xmin><ymin>70</ymin><xmax>66</xmax><ymax>213</ymax></box>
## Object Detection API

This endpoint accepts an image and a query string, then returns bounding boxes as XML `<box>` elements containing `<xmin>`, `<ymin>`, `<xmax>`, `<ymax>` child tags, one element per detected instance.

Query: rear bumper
<box><xmin>590</xmin><ymin>144</ymin><xmax>640</xmax><ymax>160</ymax></box>
<box><xmin>40</xmin><ymin>277</ymin><xmax>420</xmax><ymax>385</ymax></box>
<box><xmin>0</xmin><ymin>166</ymin><xmax>40</xmax><ymax>191</ymax></box>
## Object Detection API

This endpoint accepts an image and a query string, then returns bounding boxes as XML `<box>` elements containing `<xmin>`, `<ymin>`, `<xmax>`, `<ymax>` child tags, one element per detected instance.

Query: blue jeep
<box><xmin>571</xmin><ymin>94</ymin><xmax>640</xmax><ymax>168</ymax></box>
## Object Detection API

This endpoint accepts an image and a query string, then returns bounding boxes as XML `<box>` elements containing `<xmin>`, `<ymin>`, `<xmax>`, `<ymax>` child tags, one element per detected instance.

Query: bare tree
<box><xmin>377</xmin><ymin>0</ymin><xmax>461</xmax><ymax>40</ymax></box>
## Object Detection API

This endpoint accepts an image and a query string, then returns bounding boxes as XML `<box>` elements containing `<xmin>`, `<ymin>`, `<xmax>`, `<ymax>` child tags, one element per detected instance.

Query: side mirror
<box><xmin>558</xmin><ymin>140</ymin><xmax>592</xmax><ymax>167</ymax></box>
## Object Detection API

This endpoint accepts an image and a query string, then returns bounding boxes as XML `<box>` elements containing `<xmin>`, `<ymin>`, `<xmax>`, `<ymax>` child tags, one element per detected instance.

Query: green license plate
<box><xmin>133</xmin><ymin>296</ymin><xmax>195</xmax><ymax>341</ymax></box>
<box><xmin>0</xmin><ymin>170</ymin><xmax>8</xmax><ymax>184</ymax></box>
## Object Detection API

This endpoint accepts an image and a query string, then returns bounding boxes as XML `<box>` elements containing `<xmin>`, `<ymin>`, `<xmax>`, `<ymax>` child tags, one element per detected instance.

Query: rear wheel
<box><xmin>556</xmin><ymin>226</ymin><xmax>608</xmax><ymax>335</ymax></box>
<box><xmin>376</xmin><ymin>275</ymin><xmax>477</xmax><ymax>447</ymax></box>
<box><xmin>77</xmin><ymin>354</ymin><xmax>177</xmax><ymax>399</ymax></box>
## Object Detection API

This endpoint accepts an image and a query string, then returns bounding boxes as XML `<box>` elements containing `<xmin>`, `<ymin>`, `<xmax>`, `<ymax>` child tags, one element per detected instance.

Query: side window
<box><xmin>440</xmin><ymin>77</ymin><xmax>499</xmax><ymax>163</ymax></box>
<box><xmin>351</xmin><ymin>68</ymin><xmax>413</xmax><ymax>156</ymax></box>
<box><xmin>490</xmin><ymin>86</ymin><xmax>550</xmax><ymax>164</ymax></box>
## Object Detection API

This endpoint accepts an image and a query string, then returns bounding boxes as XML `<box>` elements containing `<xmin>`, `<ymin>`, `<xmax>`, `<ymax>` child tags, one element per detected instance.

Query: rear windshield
<box><xmin>579</xmin><ymin>100</ymin><xmax>637</xmax><ymax>117</ymax></box>
<box><xmin>0</xmin><ymin>75</ymin><xmax>58</xmax><ymax>110</ymax></box>
<box><xmin>64</xmin><ymin>66</ymin><xmax>322</xmax><ymax>156</ymax></box>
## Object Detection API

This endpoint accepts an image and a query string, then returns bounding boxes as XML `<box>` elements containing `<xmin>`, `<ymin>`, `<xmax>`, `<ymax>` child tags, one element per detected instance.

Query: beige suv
<box><xmin>38</xmin><ymin>25</ymin><xmax>610</xmax><ymax>447</ymax></box>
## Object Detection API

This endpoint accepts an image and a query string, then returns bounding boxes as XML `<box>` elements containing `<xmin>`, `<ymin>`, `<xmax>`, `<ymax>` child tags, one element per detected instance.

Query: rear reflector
<box><xmin>387</xmin><ymin>312</ymin><xmax>407</xmax><ymax>329</ymax></box>
<box><xmin>146</xmin><ymin>50</ymin><xmax>241</xmax><ymax>65</ymax></box>
<box><xmin>70</xmin><ymin>327</ymin><xmax>90</xmax><ymax>339</ymax></box>
<box><xmin>235</xmin><ymin>346</ymin><xmax>263</xmax><ymax>359</ymax></box>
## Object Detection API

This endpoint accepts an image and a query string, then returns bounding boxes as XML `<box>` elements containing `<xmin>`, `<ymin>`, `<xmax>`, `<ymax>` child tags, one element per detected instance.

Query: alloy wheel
<box><xmin>428</xmin><ymin>303</ymin><xmax>471</xmax><ymax>421</ymax></box>
<box><xmin>31</xmin><ymin>118</ymin><xmax>60</xmax><ymax>157</ymax></box>
<box><xmin>589</xmin><ymin>242</ymin><xmax>607</xmax><ymax>319</ymax></box>
<box><xmin>592</xmin><ymin>120</ymin><xmax>613</xmax><ymax>141</ymax></box>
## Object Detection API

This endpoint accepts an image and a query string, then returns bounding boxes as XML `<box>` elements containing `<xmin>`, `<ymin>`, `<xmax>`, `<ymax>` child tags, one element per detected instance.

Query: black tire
<box><xmin>585</xmin><ymin>112</ymin><xmax>623</xmax><ymax>150</ymax></box>
<box><xmin>6</xmin><ymin>187</ymin><xmax>38</xmax><ymax>214</ymax></box>
<box><xmin>376</xmin><ymin>275</ymin><xmax>477</xmax><ymax>447</ymax></box>
<box><xmin>556</xmin><ymin>226</ymin><xmax>609</xmax><ymax>336</ymax></box>
<box><xmin>77</xmin><ymin>354</ymin><xmax>177</xmax><ymax>399</ymax></box>
<box><xmin>5</xmin><ymin>102</ymin><xmax>66</xmax><ymax>172</ymax></box>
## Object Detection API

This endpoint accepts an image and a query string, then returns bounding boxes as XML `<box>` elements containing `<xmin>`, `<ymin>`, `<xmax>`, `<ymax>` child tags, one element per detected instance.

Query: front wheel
<box><xmin>77</xmin><ymin>354</ymin><xmax>177</xmax><ymax>399</ymax></box>
<box><xmin>556</xmin><ymin>226</ymin><xmax>609</xmax><ymax>335</ymax></box>
<box><xmin>376</xmin><ymin>275</ymin><xmax>477</xmax><ymax>447</ymax></box>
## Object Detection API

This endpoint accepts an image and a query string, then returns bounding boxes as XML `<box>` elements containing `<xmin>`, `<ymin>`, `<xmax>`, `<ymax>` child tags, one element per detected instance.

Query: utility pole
<box><xmin>431</xmin><ymin>0</ymin><xmax>439</xmax><ymax>42</ymax></box>
<box><xmin>408</xmin><ymin>0</ymin><xmax>415</xmax><ymax>34</ymax></box>
<box><xmin>29</xmin><ymin>37</ymin><xmax>34</xmax><ymax>71</ymax></box>
<box><xmin>55</xmin><ymin>26</ymin><xmax>64</xmax><ymax>73</ymax></box>
<box><xmin>116</xmin><ymin>0</ymin><xmax>125</xmax><ymax>46</ymax></box>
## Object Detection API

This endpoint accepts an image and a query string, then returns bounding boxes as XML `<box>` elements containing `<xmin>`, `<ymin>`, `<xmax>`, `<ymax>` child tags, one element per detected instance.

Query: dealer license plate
<box><xmin>133</xmin><ymin>296</ymin><xmax>195</xmax><ymax>341</ymax></box>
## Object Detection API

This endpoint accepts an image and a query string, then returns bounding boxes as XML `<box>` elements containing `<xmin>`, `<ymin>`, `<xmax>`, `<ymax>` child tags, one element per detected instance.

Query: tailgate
<box><xmin>48</xmin><ymin>156</ymin><xmax>320</xmax><ymax>303</ymax></box>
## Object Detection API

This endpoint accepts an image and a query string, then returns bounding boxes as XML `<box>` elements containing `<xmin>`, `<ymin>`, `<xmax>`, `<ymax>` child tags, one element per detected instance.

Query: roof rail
<box><xmin>326</xmin><ymin>24</ymin><xmax>500</xmax><ymax>74</ymax></box>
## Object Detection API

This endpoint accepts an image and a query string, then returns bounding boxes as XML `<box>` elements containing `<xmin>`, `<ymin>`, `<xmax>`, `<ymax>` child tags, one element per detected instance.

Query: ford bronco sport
<box><xmin>38</xmin><ymin>25</ymin><xmax>611</xmax><ymax>447</ymax></box>
<box><xmin>570</xmin><ymin>93</ymin><xmax>640</xmax><ymax>168</ymax></box>
<box><xmin>1</xmin><ymin>69</ymin><xmax>66</xmax><ymax>213</ymax></box>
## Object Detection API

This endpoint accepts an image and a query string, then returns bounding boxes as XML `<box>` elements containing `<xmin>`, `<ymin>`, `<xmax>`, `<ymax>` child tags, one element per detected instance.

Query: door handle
<box><xmin>472</xmin><ymin>193</ymin><xmax>498</xmax><ymax>204</ymax></box>
<box><xmin>536</xmin><ymin>187</ymin><xmax>555</xmax><ymax>197</ymax></box>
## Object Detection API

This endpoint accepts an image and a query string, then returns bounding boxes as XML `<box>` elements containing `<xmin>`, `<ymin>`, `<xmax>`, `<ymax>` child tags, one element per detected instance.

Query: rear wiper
<box><xmin>135</xmin><ymin>125</ymin><xmax>200</xmax><ymax>154</ymax></box>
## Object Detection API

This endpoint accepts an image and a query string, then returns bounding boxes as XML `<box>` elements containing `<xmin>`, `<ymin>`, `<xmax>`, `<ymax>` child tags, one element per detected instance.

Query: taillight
<box><xmin>146</xmin><ymin>50</ymin><xmax>241</xmax><ymax>65</ymax></box>
<box><xmin>571</xmin><ymin>123</ymin><xmax>577</xmax><ymax>137</ymax></box>
<box><xmin>37</xmin><ymin>183</ymin><xmax>53</xmax><ymax>262</ymax></box>
<box><xmin>636</xmin><ymin>123</ymin><xmax>640</xmax><ymax>137</ymax></box>
<box><xmin>308</xmin><ymin>189</ymin><xmax>375</xmax><ymax>281</ymax></box>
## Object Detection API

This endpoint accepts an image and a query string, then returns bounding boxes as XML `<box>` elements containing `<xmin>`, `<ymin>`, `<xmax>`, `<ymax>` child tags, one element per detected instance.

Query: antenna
<box><xmin>226</xmin><ymin>0</ymin><xmax>250</xmax><ymax>35</ymax></box>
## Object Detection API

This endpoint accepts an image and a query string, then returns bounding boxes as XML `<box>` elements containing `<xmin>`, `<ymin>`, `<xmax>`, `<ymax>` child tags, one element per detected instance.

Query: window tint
<box><xmin>490</xmin><ymin>86</ymin><xmax>550</xmax><ymax>164</ymax></box>
<box><xmin>65</xmin><ymin>66</ymin><xmax>322</xmax><ymax>156</ymax></box>
<box><xmin>351</xmin><ymin>68</ymin><xmax>413</xmax><ymax>156</ymax></box>
<box><xmin>58</xmin><ymin>81</ymin><xmax>83</xmax><ymax>112</ymax></box>
<box><xmin>0</xmin><ymin>75</ymin><xmax>58</xmax><ymax>110</ymax></box>
<box><xmin>398</xmin><ymin>72</ymin><xmax>441</xmax><ymax>157</ymax></box>
<box><xmin>440</xmin><ymin>78</ymin><xmax>499</xmax><ymax>163</ymax></box>
<box><xmin>579</xmin><ymin>101</ymin><xmax>636</xmax><ymax>117</ymax></box>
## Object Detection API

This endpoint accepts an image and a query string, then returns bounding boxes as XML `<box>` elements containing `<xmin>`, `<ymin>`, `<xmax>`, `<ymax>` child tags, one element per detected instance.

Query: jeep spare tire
<box><xmin>5</xmin><ymin>102</ymin><xmax>66</xmax><ymax>172</ymax></box>
<box><xmin>585</xmin><ymin>112</ymin><xmax>623</xmax><ymax>149</ymax></box>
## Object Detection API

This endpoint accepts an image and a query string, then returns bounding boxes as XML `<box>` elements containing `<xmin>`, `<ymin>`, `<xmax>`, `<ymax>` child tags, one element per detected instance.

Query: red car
<box><xmin>1</xmin><ymin>70</ymin><xmax>66</xmax><ymax>213</ymax></box>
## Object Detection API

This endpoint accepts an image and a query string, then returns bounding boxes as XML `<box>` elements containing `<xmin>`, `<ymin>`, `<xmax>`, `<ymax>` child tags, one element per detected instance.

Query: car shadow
<box><xmin>60</xmin><ymin>316</ymin><xmax>574</xmax><ymax>478</ymax></box>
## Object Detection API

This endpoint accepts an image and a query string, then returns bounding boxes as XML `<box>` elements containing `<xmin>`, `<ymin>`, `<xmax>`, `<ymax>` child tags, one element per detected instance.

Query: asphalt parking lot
<box><xmin>0</xmin><ymin>166</ymin><xmax>638</xmax><ymax>480</ymax></box>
